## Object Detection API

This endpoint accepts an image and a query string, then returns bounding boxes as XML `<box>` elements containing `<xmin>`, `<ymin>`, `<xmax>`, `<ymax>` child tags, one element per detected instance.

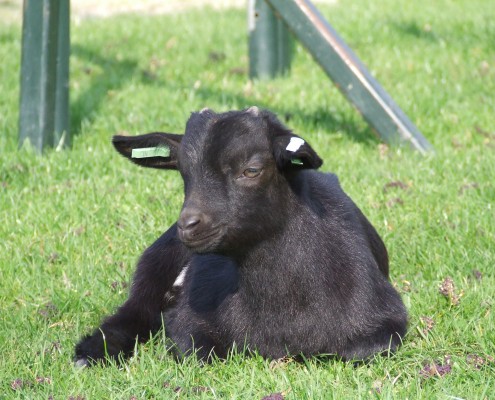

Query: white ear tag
<box><xmin>131</xmin><ymin>146</ymin><xmax>170</xmax><ymax>158</ymax></box>
<box><xmin>286</xmin><ymin>137</ymin><xmax>305</xmax><ymax>152</ymax></box>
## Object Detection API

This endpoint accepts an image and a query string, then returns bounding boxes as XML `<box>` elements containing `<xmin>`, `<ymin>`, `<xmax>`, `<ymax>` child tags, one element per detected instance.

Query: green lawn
<box><xmin>1</xmin><ymin>0</ymin><xmax>494</xmax><ymax>398</ymax></box>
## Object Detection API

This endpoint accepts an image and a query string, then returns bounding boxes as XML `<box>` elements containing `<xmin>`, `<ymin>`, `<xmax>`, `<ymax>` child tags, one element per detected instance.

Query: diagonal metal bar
<box><xmin>265</xmin><ymin>0</ymin><xmax>433</xmax><ymax>153</ymax></box>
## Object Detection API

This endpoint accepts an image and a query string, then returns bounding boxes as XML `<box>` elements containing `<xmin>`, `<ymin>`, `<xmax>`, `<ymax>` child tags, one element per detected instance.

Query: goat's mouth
<box><xmin>179</xmin><ymin>227</ymin><xmax>225</xmax><ymax>253</ymax></box>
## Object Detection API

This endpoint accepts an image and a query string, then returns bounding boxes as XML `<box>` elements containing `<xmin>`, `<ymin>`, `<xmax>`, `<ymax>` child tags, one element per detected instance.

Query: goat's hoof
<box><xmin>74</xmin><ymin>358</ymin><xmax>89</xmax><ymax>369</ymax></box>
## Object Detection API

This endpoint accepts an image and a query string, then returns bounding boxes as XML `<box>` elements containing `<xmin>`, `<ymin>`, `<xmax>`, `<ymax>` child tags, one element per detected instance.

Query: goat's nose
<box><xmin>179</xmin><ymin>214</ymin><xmax>201</xmax><ymax>230</ymax></box>
<box><xmin>177</xmin><ymin>208</ymin><xmax>205</xmax><ymax>239</ymax></box>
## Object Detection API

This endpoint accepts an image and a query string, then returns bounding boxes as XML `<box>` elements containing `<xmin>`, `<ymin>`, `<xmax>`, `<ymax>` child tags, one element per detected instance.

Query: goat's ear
<box><xmin>272</xmin><ymin>132</ymin><xmax>323</xmax><ymax>170</ymax></box>
<box><xmin>112</xmin><ymin>132</ymin><xmax>182</xmax><ymax>170</ymax></box>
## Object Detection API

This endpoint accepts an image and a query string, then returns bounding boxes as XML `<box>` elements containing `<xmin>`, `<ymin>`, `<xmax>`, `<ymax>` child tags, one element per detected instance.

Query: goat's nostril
<box><xmin>182</xmin><ymin>215</ymin><xmax>201</xmax><ymax>230</ymax></box>
<box><xmin>178</xmin><ymin>209</ymin><xmax>204</xmax><ymax>232</ymax></box>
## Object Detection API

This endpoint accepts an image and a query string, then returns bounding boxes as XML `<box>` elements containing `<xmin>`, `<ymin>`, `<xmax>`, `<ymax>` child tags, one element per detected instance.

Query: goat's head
<box><xmin>113</xmin><ymin>107</ymin><xmax>323</xmax><ymax>255</ymax></box>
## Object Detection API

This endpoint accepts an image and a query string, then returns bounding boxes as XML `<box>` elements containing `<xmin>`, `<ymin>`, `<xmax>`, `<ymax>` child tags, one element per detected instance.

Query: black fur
<box><xmin>74</xmin><ymin>107</ymin><xmax>407</xmax><ymax>365</ymax></box>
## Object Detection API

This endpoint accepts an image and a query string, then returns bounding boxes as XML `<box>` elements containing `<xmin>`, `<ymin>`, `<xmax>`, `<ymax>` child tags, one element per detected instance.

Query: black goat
<box><xmin>75</xmin><ymin>107</ymin><xmax>407</xmax><ymax>366</ymax></box>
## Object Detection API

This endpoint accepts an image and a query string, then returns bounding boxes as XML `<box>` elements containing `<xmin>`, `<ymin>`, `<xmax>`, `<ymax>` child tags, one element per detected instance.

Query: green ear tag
<box><xmin>131</xmin><ymin>146</ymin><xmax>170</xmax><ymax>158</ymax></box>
<box><xmin>291</xmin><ymin>158</ymin><xmax>304</xmax><ymax>165</ymax></box>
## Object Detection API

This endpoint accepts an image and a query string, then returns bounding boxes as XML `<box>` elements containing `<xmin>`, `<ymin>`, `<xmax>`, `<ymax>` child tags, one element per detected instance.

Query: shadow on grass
<box><xmin>388</xmin><ymin>19</ymin><xmax>441</xmax><ymax>42</ymax></box>
<box><xmin>70</xmin><ymin>44</ymin><xmax>154</xmax><ymax>136</ymax></box>
<box><xmin>389</xmin><ymin>17</ymin><xmax>495</xmax><ymax>51</ymax></box>
<box><xmin>70</xmin><ymin>44</ymin><xmax>380</xmax><ymax>147</ymax></box>
<box><xmin>194</xmin><ymin>86</ymin><xmax>381</xmax><ymax>146</ymax></box>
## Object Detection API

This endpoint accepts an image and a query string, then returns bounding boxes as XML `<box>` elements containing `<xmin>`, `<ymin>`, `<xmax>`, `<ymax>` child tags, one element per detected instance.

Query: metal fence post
<box><xmin>19</xmin><ymin>0</ymin><xmax>70</xmax><ymax>153</ymax></box>
<box><xmin>248</xmin><ymin>0</ymin><xmax>293</xmax><ymax>79</ymax></box>
<box><xmin>55</xmin><ymin>0</ymin><xmax>71</xmax><ymax>150</ymax></box>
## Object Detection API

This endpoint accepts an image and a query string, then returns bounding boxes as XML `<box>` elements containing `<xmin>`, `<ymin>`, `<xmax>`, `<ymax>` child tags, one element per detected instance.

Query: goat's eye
<box><xmin>243</xmin><ymin>167</ymin><xmax>262</xmax><ymax>178</ymax></box>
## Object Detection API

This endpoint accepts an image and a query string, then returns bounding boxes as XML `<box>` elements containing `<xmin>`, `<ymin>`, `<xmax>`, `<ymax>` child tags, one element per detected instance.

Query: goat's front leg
<box><xmin>74</xmin><ymin>223</ymin><xmax>190</xmax><ymax>366</ymax></box>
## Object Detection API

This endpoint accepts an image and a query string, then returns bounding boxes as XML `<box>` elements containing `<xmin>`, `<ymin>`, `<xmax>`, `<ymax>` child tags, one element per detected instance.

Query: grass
<box><xmin>1</xmin><ymin>0</ymin><xmax>494</xmax><ymax>398</ymax></box>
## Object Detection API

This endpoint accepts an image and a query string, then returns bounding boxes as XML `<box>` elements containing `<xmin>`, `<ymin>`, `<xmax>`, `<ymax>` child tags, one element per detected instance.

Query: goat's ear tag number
<box><xmin>131</xmin><ymin>146</ymin><xmax>170</xmax><ymax>158</ymax></box>
<box><xmin>286</xmin><ymin>137</ymin><xmax>305</xmax><ymax>152</ymax></box>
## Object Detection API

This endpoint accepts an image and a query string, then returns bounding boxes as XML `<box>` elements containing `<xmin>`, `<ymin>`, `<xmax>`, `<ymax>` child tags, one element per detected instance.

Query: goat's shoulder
<box><xmin>289</xmin><ymin>170</ymin><xmax>356</xmax><ymax>218</ymax></box>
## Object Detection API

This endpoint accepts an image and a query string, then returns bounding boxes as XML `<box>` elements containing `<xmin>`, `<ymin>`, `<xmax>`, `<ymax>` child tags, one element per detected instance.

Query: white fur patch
<box><xmin>200</xmin><ymin>107</ymin><xmax>210</xmax><ymax>114</ymax></box>
<box><xmin>286</xmin><ymin>137</ymin><xmax>305</xmax><ymax>152</ymax></box>
<box><xmin>173</xmin><ymin>266</ymin><xmax>188</xmax><ymax>287</ymax></box>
